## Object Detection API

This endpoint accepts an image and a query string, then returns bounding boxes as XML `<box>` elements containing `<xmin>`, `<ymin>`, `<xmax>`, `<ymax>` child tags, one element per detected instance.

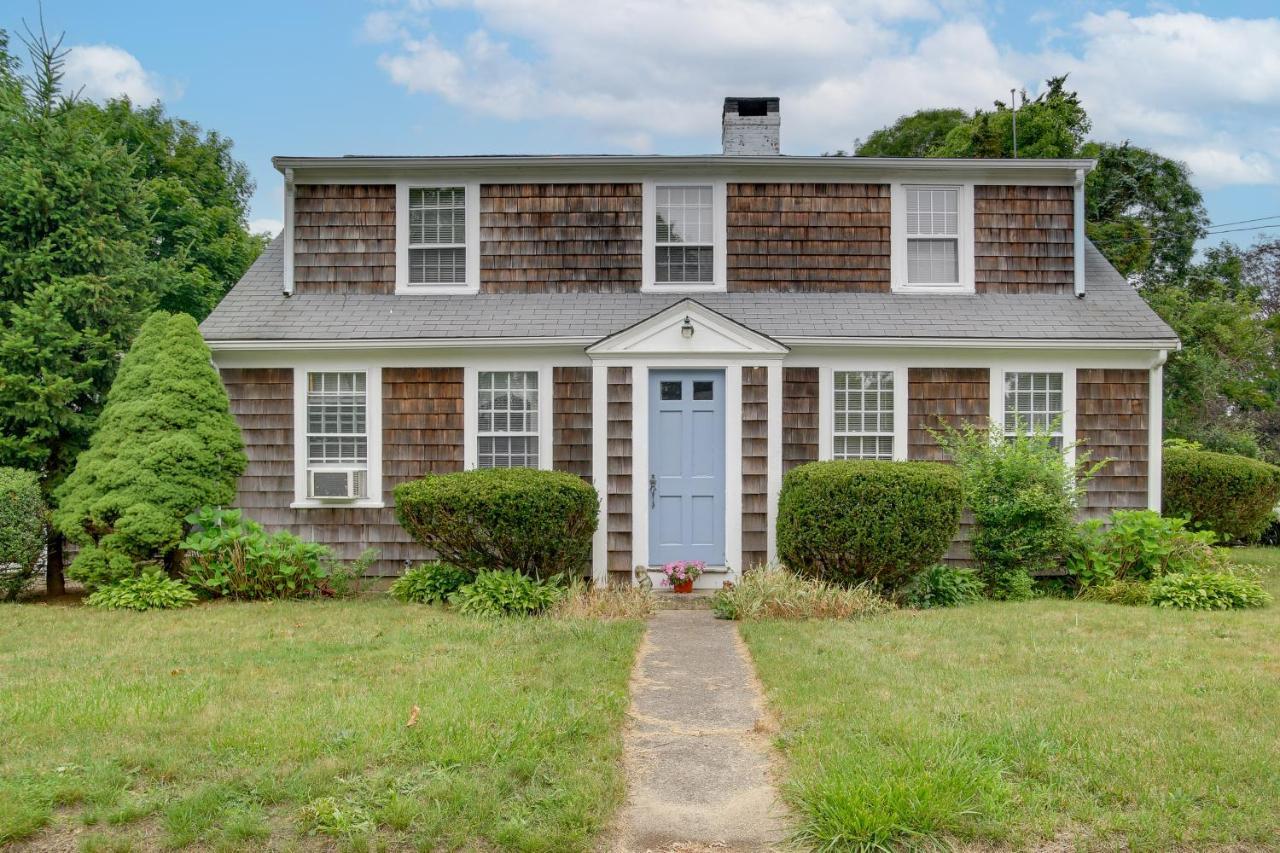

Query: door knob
<box><xmin>649</xmin><ymin>473</ymin><xmax>656</xmax><ymax>508</ymax></box>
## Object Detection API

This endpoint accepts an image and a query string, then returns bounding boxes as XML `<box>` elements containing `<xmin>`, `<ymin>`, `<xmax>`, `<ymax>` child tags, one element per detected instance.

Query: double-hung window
<box><xmin>477</xmin><ymin>371</ymin><xmax>539</xmax><ymax>469</ymax></box>
<box><xmin>1003</xmin><ymin>371</ymin><xmax>1064</xmax><ymax>447</ymax></box>
<box><xmin>408</xmin><ymin>187</ymin><xmax>466</xmax><ymax>286</ymax></box>
<box><xmin>905</xmin><ymin>185</ymin><xmax>960</xmax><ymax>286</ymax></box>
<box><xmin>833</xmin><ymin>371</ymin><xmax>895</xmax><ymax>460</ymax></box>
<box><xmin>306</xmin><ymin>371</ymin><xmax>368</xmax><ymax>500</ymax></box>
<box><xmin>655</xmin><ymin>185</ymin><xmax>714</xmax><ymax>285</ymax></box>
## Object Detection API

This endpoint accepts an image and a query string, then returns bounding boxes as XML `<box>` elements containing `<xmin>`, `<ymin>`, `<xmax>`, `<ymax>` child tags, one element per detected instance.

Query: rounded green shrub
<box><xmin>1163</xmin><ymin>446</ymin><xmax>1280</xmax><ymax>543</ymax></box>
<box><xmin>389</xmin><ymin>561</ymin><xmax>471</xmax><ymax>604</ymax></box>
<box><xmin>0</xmin><ymin>467</ymin><xmax>46</xmax><ymax>601</ymax></box>
<box><xmin>54</xmin><ymin>313</ymin><xmax>247</xmax><ymax>587</ymax></box>
<box><xmin>67</xmin><ymin>544</ymin><xmax>137</xmax><ymax>590</ymax></box>
<box><xmin>395</xmin><ymin>468</ymin><xmax>598</xmax><ymax>579</ymax></box>
<box><xmin>449</xmin><ymin>570</ymin><xmax>563</xmax><ymax>617</ymax></box>
<box><xmin>776</xmin><ymin>461</ymin><xmax>963</xmax><ymax>589</ymax></box>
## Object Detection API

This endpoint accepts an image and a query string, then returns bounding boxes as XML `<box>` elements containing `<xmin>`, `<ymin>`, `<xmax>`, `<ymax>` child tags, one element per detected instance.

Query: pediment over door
<box><xmin>586</xmin><ymin>299</ymin><xmax>789</xmax><ymax>357</ymax></box>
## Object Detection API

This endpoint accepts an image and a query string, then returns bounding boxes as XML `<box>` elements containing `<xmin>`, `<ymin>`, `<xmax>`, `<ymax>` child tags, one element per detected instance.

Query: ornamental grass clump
<box><xmin>54</xmin><ymin>313</ymin><xmax>246</xmax><ymax>589</ymax></box>
<box><xmin>550</xmin><ymin>578</ymin><xmax>657</xmax><ymax>621</ymax></box>
<box><xmin>711</xmin><ymin>565</ymin><xmax>893</xmax><ymax>621</ymax></box>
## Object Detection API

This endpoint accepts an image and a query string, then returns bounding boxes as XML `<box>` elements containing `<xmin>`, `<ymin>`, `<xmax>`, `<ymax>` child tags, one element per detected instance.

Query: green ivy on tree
<box><xmin>54</xmin><ymin>313</ymin><xmax>246</xmax><ymax>588</ymax></box>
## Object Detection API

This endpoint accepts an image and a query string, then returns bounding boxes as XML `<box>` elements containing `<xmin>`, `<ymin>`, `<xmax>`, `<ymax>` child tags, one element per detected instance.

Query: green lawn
<box><xmin>742</xmin><ymin>547</ymin><xmax>1280</xmax><ymax>851</ymax></box>
<box><xmin>0</xmin><ymin>598</ymin><xmax>643</xmax><ymax>851</ymax></box>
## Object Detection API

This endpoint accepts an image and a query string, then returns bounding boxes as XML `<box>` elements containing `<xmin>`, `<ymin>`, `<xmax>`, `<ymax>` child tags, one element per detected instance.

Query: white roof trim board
<box><xmin>200</xmin><ymin>239</ymin><xmax>1179</xmax><ymax>350</ymax></box>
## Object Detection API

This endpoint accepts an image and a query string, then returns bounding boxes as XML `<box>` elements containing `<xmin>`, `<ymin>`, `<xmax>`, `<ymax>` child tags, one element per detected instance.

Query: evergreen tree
<box><xmin>54</xmin><ymin>313</ymin><xmax>246</xmax><ymax>588</ymax></box>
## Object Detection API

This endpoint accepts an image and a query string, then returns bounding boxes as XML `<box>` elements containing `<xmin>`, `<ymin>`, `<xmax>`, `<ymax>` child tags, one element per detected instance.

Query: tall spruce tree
<box><xmin>54</xmin><ymin>313</ymin><xmax>246</xmax><ymax>587</ymax></box>
<box><xmin>0</xmin><ymin>26</ymin><xmax>161</xmax><ymax>592</ymax></box>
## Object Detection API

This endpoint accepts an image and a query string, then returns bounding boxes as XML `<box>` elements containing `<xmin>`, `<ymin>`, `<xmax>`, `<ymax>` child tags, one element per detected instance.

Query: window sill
<box><xmin>891</xmin><ymin>283</ymin><xmax>975</xmax><ymax>295</ymax></box>
<box><xmin>395</xmin><ymin>284</ymin><xmax>478</xmax><ymax>296</ymax></box>
<box><xmin>640</xmin><ymin>282</ymin><xmax>726</xmax><ymax>294</ymax></box>
<box><xmin>290</xmin><ymin>500</ymin><xmax>386</xmax><ymax>510</ymax></box>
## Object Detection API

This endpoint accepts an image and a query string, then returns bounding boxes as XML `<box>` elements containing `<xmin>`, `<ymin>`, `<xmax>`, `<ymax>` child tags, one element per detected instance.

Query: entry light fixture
<box><xmin>681</xmin><ymin>316</ymin><xmax>695</xmax><ymax>339</ymax></box>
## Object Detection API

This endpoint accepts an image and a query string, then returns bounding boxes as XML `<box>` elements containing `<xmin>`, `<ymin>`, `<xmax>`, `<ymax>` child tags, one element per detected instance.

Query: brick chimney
<box><xmin>721</xmin><ymin>97</ymin><xmax>780</xmax><ymax>155</ymax></box>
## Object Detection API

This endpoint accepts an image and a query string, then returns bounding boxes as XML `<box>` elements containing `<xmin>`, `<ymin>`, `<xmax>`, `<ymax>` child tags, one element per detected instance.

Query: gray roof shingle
<box><xmin>200</xmin><ymin>238</ymin><xmax>1178</xmax><ymax>345</ymax></box>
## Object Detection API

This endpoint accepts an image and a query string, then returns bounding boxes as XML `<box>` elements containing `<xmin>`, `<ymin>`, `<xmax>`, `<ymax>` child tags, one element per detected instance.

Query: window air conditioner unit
<box><xmin>308</xmin><ymin>467</ymin><xmax>367</xmax><ymax>501</ymax></box>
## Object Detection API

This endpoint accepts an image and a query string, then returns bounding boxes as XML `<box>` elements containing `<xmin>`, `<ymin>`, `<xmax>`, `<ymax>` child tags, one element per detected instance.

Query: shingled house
<box><xmin>201</xmin><ymin>97</ymin><xmax>1178</xmax><ymax>586</ymax></box>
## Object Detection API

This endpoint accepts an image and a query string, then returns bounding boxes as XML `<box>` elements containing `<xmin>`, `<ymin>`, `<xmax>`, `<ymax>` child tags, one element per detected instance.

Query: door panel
<box><xmin>648</xmin><ymin>370</ymin><xmax>725</xmax><ymax>566</ymax></box>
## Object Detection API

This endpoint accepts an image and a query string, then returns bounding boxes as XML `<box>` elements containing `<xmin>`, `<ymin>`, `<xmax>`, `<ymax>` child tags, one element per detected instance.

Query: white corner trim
<box><xmin>631</xmin><ymin>366</ymin><xmax>650</xmax><ymax>570</ymax></box>
<box><xmin>890</xmin><ymin>181</ymin><xmax>976</xmax><ymax>295</ymax></box>
<box><xmin>394</xmin><ymin>179</ymin><xmax>480</xmax><ymax>295</ymax></box>
<box><xmin>1074</xmin><ymin>168</ymin><xmax>1087</xmax><ymax>298</ymax></box>
<box><xmin>462</xmin><ymin>367</ymin><xmax>478</xmax><ymax>470</ymax></box>
<box><xmin>291</xmin><ymin>365</ymin><xmax>383</xmax><ymax>509</ymax></box>
<box><xmin>1150</xmin><ymin>361</ymin><xmax>1164</xmax><ymax>511</ymax></box>
<box><xmin>766</xmin><ymin>363</ymin><xmax>782</xmax><ymax>565</ymax></box>
<box><xmin>817</xmin><ymin>366</ymin><xmax>833</xmax><ymax>460</ymax></box>
<box><xmin>283</xmin><ymin>168</ymin><xmax>295</xmax><ymax>296</ymax></box>
<box><xmin>725</xmin><ymin>367</ymin><xmax>744</xmax><ymax>580</ymax></box>
<box><xmin>640</xmin><ymin>179</ymin><xmax>728</xmax><ymax>293</ymax></box>
<box><xmin>591</xmin><ymin>362</ymin><xmax>609</xmax><ymax>584</ymax></box>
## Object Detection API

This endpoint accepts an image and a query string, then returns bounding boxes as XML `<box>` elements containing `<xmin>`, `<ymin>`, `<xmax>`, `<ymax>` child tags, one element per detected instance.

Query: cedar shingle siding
<box><xmin>974</xmin><ymin>185</ymin><xmax>1074</xmax><ymax>294</ymax></box>
<box><xmin>742</xmin><ymin>366</ymin><xmax>769</xmax><ymax>570</ymax></box>
<box><xmin>480</xmin><ymin>184</ymin><xmax>642</xmax><ymax>293</ymax></box>
<box><xmin>727</xmin><ymin>183</ymin><xmax>891</xmax><ymax>292</ymax></box>
<box><xmin>221</xmin><ymin>366</ymin><xmax>465</xmax><ymax>576</ymax></box>
<box><xmin>907</xmin><ymin>367</ymin><xmax>991</xmax><ymax>461</ymax></box>
<box><xmin>782</xmin><ymin>367</ymin><xmax>819</xmax><ymax>472</ymax></box>
<box><xmin>607</xmin><ymin>367</ymin><xmax>633</xmax><ymax>582</ymax></box>
<box><xmin>1077</xmin><ymin>368</ymin><xmax>1150</xmax><ymax>517</ymax></box>
<box><xmin>553</xmin><ymin>366</ymin><xmax>593</xmax><ymax>483</ymax></box>
<box><xmin>293</xmin><ymin>184</ymin><xmax>395</xmax><ymax>294</ymax></box>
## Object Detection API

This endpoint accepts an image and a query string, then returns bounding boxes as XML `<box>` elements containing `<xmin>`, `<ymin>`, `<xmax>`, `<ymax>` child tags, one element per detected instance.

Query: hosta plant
<box><xmin>86</xmin><ymin>571</ymin><xmax>199</xmax><ymax>611</ymax></box>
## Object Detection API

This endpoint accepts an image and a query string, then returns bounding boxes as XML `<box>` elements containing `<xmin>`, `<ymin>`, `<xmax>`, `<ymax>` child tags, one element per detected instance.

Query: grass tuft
<box><xmin>549</xmin><ymin>578</ymin><xmax>657</xmax><ymax>620</ymax></box>
<box><xmin>712</xmin><ymin>565</ymin><xmax>893</xmax><ymax>621</ymax></box>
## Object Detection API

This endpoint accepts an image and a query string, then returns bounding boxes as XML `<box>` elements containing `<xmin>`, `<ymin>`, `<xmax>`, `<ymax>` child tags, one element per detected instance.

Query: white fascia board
<box><xmin>206</xmin><ymin>336</ymin><xmax>599</xmax><ymax>352</ymax></box>
<box><xmin>776</xmin><ymin>336</ymin><xmax>1181</xmax><ymax>350</ymax></box>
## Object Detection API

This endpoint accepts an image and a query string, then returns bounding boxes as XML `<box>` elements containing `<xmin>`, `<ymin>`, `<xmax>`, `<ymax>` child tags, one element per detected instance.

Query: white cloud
<box><xmin>369</xmin><ymin>3</ymin><xmax>1280</xmax><ymax>186</ymax></box>
<box><xmin>63</xmin><ymin>44</ymin><xmax>165</xmax><ymax>104</ymax></box>
<box><xmin>248</xmin><ymin>218</ymin><xmax>284</xmax><ymax>237</ymax></box>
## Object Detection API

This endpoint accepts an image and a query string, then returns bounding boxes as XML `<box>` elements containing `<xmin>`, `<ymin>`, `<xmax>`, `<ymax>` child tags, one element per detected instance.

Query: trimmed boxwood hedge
<box><xmin>1163</xmin><ymin>446</ymin><xmax>1280</xmax><ymax>543</ymax></box>
<box><xmin>395</xmin><ymin>468</ymin><xmax>598</xmax><ymax>579</ymax></box>
<box><xmin>776</xmin><ymin>460</ymin><xmax>963</xmax><ymax>589</ymax></box>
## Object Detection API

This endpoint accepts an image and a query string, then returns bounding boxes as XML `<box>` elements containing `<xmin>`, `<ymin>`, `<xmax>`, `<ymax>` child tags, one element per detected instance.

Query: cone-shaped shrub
<box><xmin>54</xmin><ymin>313</ymin><xmax>246</xmax><ymax>587</ymax></box>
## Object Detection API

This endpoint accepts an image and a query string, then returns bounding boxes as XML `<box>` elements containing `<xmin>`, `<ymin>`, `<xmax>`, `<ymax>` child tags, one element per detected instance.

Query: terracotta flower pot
<box><xmin>674</xmin><ymin>579</ymin><xmax>694</xmax><ymax>594</ymax></box>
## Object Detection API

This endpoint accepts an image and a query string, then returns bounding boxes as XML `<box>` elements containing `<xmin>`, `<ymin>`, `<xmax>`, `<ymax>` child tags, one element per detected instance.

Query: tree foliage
<box><xmin>852</xmin><ymin>108</ymin><xmax>968</xmax><ymax>158</ymax></box>
<box><xmin>54</xmin><ymin>312</ymin><xmax>246</xmax><ymax>587</ymax></box>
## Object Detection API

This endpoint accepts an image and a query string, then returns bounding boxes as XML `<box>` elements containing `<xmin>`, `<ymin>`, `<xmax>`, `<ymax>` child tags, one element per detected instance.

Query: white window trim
<box><xmin>819</xmin><ymin>366</ymin><xmax>908</xmax><ymax>462</ymax></box>
<box><xmin>991</xmin><ymin>367</ymin><xmax>1077</xmax><ymax>466</ymax></box>
<box><xmin>292</xmin><ymin>366</ymin><xmax>384</xmax><ymax>509</ymax></box>
<box><xmin>830</xmin><ymin>369</ymin><xmax>898</xmax><ymax>461</ymax></box>
<box><xmin>463</xmin><ymin>366</ymin><xmax>553</xmax><ymax>471</ymax></box>
<box><xmin>395</xmin><ymin>180</ymin><xmax>480</xmax><ymax>295</ymax></box>
<box><xmin>890</xmin><ymin>181</ymin><xmax>975</xmax><ymax>294</ymax></box>
<box><xmin>641</xmin><ymin>180</ymin><xmax>728</xmax><ymax>293</ymax></box>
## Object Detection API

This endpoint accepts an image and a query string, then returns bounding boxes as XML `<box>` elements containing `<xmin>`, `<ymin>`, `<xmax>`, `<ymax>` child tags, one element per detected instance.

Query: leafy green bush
<box><xmin>710</xmin><ymin>565</ymin><xmax>893</xmax><ymax>621</ymax></box>
<box><xmin>933</xmin><ymin>424</ymin><xmax>1100</xmax><ymax>595</ymax></box>
<box><xmin>56</xmin><ymin>313</ymin><xmax>246</xmax><ymax>588</ymax></box>
<box><xmin>1148</xmin><ymin>571</ymin><xmax>1271</xmax><ymax>611</ymax></box>
<box><xmin>181</xmin><ymin>506</ymin><xmax>332</xmax><ymax>599</ymax></box>
<box><xmin>389</xmin><ymin>561</ymin><xmax>471</xmax><ymax>604</ymax></box>
<box><xmin>1163</xmin><ymin>445</ymin><xmax>1280</xmax><ymax>542</ymax></box>
<box><xmin>776</xmin><ymin>461</ymin><xmax>962</xmax><ymax>589</ymax></box>
<box><xmin>1066</xmin><ymin>510</ymin><xmax>1225</xmax><ymax>587</ymax></box>
<box><xmin>449</xmin><ymin>570</ymin><xmax>563</xmax><ymax>617</ymax></box>
<box><xmin>1079</xmin><ymin>579</ymin><xmax>1152</xmax><ymax>606</ymax></box>
<box><xmin>904</xmin><ymin>564</ymin><xmax>985</xmax><ymax>608</ymax></box>
<box><xmin>85</xmin><ymin>571</ymin><xmax>199</xmax><ymax>611</ymax></box>
<box><xmin>0</xmin><ymin>467</ymin><xmax>46</xmax><ymax>601</ymax></box>
<box><xmin>395</xmin><ymin>469</ymin><xmax>598</xmax><ymax>579</ymax></box>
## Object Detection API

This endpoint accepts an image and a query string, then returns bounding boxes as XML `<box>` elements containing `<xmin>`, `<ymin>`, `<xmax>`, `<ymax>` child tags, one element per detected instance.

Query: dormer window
<box><xmin>395</xmin><ymin>181</ymin><xmax>479</xmax><ymax>294</ymax></box>
<box><xmin>641</xmin><ymin>180</ymin><xmax>727</xmax><ymax>293</ymax></box>
<box><xmin>891</xmin><ymin>182</ymin><xmax>974</xmax><ymax>293</ymax></box>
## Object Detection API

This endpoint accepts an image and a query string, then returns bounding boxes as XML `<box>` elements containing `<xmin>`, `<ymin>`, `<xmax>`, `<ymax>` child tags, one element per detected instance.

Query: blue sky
<box><xmin>9</xmin><ymin>1</ymin><xmax>1280</xmax><ymax>247</ymax></box>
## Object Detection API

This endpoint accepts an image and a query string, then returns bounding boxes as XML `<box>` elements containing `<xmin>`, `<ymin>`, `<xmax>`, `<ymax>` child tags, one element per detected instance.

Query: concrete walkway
<box><xmin>609</xmin><ymin>610</ymin><xmax>789</xmax><ymax>852</ymax></box>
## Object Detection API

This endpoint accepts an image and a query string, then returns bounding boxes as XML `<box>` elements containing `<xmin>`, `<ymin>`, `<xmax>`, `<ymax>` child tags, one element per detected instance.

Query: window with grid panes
<box><xmin>408</xmin><ymin>187</ymin><xmax>466</xmax><ymax>285</ymax></box>
<box><xmin>1003</xmin><ymin>372</ymin><xmax>1064</xmax><ymax>447</ymax></box>
<box><xmin>905</xmin><ymin>186</ymin><xmax>959</xmax><ymax>285</ymax></box>
<box><xmin>306</xmin><ymin>371</ymin><xmax>368</xmax><ymax>496</ymax></box>
<box><xmin>655</xmin><ymin>185</ymin><xmax>714</xmax><ymax>284</ymax></box>
<box><xmin>477</xmin><ymin>371</ymin><xmax>539</xmax><ymax>468</ymax></box>
<box><xmin>832</xmin><ymin>371</ymin><xmax>895</xmax><ymax>460</ymax></box>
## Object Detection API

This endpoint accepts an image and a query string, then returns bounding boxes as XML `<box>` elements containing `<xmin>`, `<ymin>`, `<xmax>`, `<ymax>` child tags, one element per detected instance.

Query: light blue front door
<box><xmin>648</xmin><ymin>370</ymin><xmax>725</xmax><ymax>566</ymax></box>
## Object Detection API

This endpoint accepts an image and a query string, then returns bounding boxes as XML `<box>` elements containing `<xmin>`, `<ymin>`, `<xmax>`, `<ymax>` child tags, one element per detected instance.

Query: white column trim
<box><xmin>1150</xmin><ymin>362</ymin><xmax>1164</xmax><ymax>511</ymax></box>
<box><xmin>462</xmin><ymin>367</ymin><xmax>478</xmax><ymax>470</ymax></box>
<box><xmin>817</xmin><ymin>366</ymin><xmax>833</xmax><ymax>460</ymax></box>
<box><xmin>766</xmin><ymin>363</ymin><xmax>783</xmax><ymax>566</ymax></box>
<box><xmin>892</xmin><ymin>365</ymin><xmax>909</xmax><ymax>461</ymax></box>
<box><xmin>631</xmin><ymin>366</ymin><xmax>649</xmax><ymax>570</ymax></box>
<box><xmin>725</xmin><ymin>366</ymin><xmax>743</xmax><ymax>580</ymax></box>
<box><xmin>591</xmin><ymin>362</ymin><xmax>609</xmax><ymax>584</ymax></box>
<box><xmin>538</xmin><ymin>364</ymin><xmax>553</xmax><ymax>471</ymax></box>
